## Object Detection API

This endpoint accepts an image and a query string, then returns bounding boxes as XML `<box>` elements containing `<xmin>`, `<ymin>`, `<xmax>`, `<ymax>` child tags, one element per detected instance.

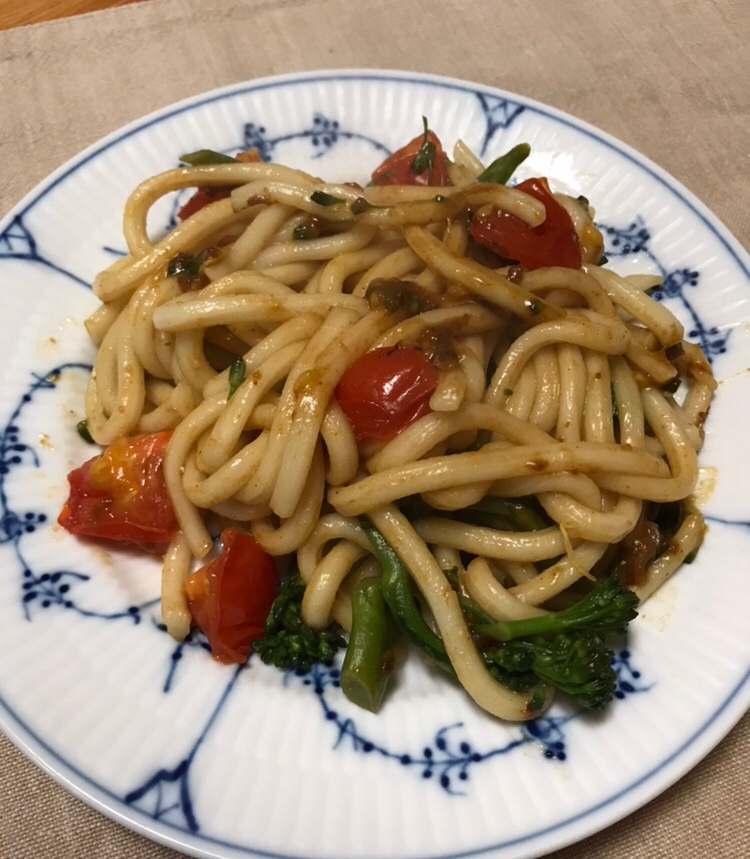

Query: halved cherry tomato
<box><xmin>469</xmin><ymin>177</ymin><xmax>581</xmax><ymax>270</ymax></box>
<box><xmin>177</xmin><ymin>186</ymin><xmax>231</xmax><ymax>220</ymax></box>
<box><xmin>177</xmin><ymin>148</ymin><xmax>262</xmax><ymax>220</ymax></box>
<box><xmin>371</xmin><ymin>128</ymin><xmax>451</xmax><ymax>187</ymax></box>
<box><xmin>185</xmin><ymin>528</ymin><xmax>277</xmax><ymax>664</ymax></box>
<box><xmin>335</xmin><ymin>345</ymin><xmax>439</xmax><ymax>441</ymax></box>
<box><xmin>58</xmin><ymin>432</ymin><xmax>178</xmax><ymax>544</ymax></box>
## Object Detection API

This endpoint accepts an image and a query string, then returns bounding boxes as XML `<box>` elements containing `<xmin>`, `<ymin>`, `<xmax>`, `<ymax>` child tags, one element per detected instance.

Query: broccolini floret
<box><xmin>470</xmin><ymin>575</ymin><xmax>639</xmax><ymax>710</ymax></box>
<box><xmin>484</xmin><ymin>631</ymin><xmax>619</xmax><ymax>711</ymax></box>
<box><xmin>474</xmin><ymin>574</ymin><xmax>639</xmax><ymax>642</ymax></box>
<box><xmin>253</xmin><ymin>572</ymin><xmax>346</xmax><ymax>672</ymax></box>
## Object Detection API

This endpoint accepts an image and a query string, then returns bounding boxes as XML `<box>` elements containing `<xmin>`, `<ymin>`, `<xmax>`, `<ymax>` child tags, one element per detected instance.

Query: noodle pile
<box><xmin>82</xmin><ymin>137</ymin><xmax>715</xmax><ymax>721</ymax></box>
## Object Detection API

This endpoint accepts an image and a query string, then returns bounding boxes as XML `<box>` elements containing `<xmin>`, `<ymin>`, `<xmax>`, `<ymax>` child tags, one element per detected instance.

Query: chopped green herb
<box><xmin>410</xmin><ymin>116</ymin><xmax>437</xmax><ymax>183</ymax></box>
<box><xmin>597</xmin><ymin>253</ymin><xmax>609</xmax><ymax>266</ymax></box>
<box><xmin>503</xmin><ymin>388</ymin><xmax>514</xmax><ymax>397</ymax></box>
<box><xmin>366</xmin><ymin>278</ymin><xmax>428</xmax><ymax>315</ymax></box>
<box><xmin>524</xmin><ymin>298</ymin><xmax>542</xmax><ymax>315</ymax></box>
<box><xmin>478</xmin><ymin>143</ymin><xmax>531</xmax><ymax>185</ymax></box>
<box><xmin>310</xmin><ymin>191</ymin><xmax>346</xmax><ymax>206</ymax></box>
<box><xmin>662</xmin><ymin>375</ymin><xmax>681</xmax><ymax>394</ymax></box>
<box><xmin>76</xmin><ymin>420</ymin><xmax>95</xmax><ymax>444</ymax></box>
<box><xmin>227</xmin><ymin>356</ymin><xmax>246</xmax><ymax>398</ymax></box>
<box><xmin>179</xmin><ymin>149</ymin><xmax>239</xmax><ymax>165</ymax></box>
<box><xmin>293</xmin><ymin>224</ymin><xmax>320</xmax><ymax>241</ymax></box>
<box><xmin>576</xmin><ymin>194</ymin><xmax>590</xmax><ymax>209</ymax></box>
<box><xmin>167</xmin><ymin>250</ymin><xmax>206</xmax><ymax>285</ymax></box>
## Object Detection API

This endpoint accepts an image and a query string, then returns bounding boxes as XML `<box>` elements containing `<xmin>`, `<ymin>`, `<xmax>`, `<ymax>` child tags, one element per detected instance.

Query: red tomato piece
<box><xmin>235</xmin><ymin>148</ymin><xmax>262</xmax><ymax>163</ymax></box>
<box><xmin>58</xmin><ymin>432</ymin><xmax>178</xmax><ymax>544</ymax></box>
<box><xmin>177</xmin><ymin>149</ymin><xmax>262</xmax><ymax>220</ymax></box>
<box><xmin>177</xmin><ymin>186</ymin><xmax>232</xmax><ymax>221</ymax></box>
<box><xmin>184</xmin><ymin>528</ymin><xmax>277</xmax><ymax>664</ymax></box>
<box><xmin>335</xmin><ymin>345</ymin><xmax>439</xmax><ymax>441</ymax></box>
<box><xmin>371</xmin><ymin>129</ymin><xmax>451</xmax><ymax>187</ymax></box>
<box><xmin>469</xmin><ymin>177</ymin><xmax>582</xmax><ymax>270</ymax></box>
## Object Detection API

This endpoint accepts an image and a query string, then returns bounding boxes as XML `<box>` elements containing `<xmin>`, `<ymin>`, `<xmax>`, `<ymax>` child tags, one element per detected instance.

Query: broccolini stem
<box><xmin>463</xmin><ymin>496</ymin><xmax>549</xmax><ymax>531</ymax></box>
<box><xmin>477</xmin><ymin>143</ymin><xmax>531</xmax><ymax>185</ymax></box>
<box><xmin>474</xmin><ymin>574</ymin><xmax>639</xmax><ymax>641</ymax></box>
<box><xmin>359</xmin><ymin>517</ymin><xmax>455</xmax><ymax>677</ymax></box>
<box><xmin>340</xmin><ymin>578</ymin><xmax>400</xmax><ymax>712</ymax></box>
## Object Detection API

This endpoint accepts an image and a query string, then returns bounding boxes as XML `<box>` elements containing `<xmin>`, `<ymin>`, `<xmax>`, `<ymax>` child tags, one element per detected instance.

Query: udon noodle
<box><xmin>80</xmin><ymin>132</ymin><xmax>715</xmax><ymax>721</ymax></box>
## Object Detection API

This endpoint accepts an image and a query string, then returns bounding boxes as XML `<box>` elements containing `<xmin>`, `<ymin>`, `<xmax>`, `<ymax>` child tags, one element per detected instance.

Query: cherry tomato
<box><xmin>177</xmin><ymin>186</ymin><xmax>231</xmax><ymax>220</ymax></box>
<box><xmin>371</xmin><ymin>129</ymin><xmax>451</xmax><ymax>187</ymax></box>
<box><xmin>184</xmin><ymin>528</ymin><xmax>278</xmax><ymax>664</ymax></box>
<box><xmin>335</xmin><ymin>345</ymin><xmax>439</xmax><ymax>441</ymax></box>
<box><xmin>177</xmin><ymin>148</ymin><xmax>262</xmax><ymax>220</ymax></box>
<box><xmin>58</xmin><ymin>432</ymin><xmax>178</xmax><ymax>544</ymax></box>
<box><xmin>470</xmin><ymin>177</ymin><xmax>581</xmax><ymax>270</ymax></box>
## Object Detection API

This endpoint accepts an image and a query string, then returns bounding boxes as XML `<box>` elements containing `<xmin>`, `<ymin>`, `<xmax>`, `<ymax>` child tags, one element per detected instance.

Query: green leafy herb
<box><xmin>524</xmin><ymin>298</ymin><xmax>542</xmax><ymax>315</ymax></box>
<box><xmin>310</xmin><ymin>191</ymin><xmax>346</xmax><ymax>206</ymax></box>
<box><xmin>366</xmin><ymin>278</ymin><xmax>428</xmax><ymax>315</ymax></box>
<box><xmin>167</xmin><ymin>250</ymin><xmax>207</xmax><ymax>285</ymax></box>
<box><xmin>410</xmin><ymin>116</ymin><xmax>437</xmax><ymax>183</ymax></box>
<box><xmin>76</xmin><ymin>420</ymin><xmax>94</xmax><ymax>444</ymax></box>
<box><xmin>227</xmin><ymin>356</ymin><xmax>246</xmax><ymax>398</ymax></box>
<box><xmin>293</xmin><ymin>224</ymin><xmax>320</xmax><ymax>241</ymax></box>
<box><xmin>179</xmin><ymin>149</ymin><xmax>239</xmax><ymax>165</ymax></box>
<box><xmin>478</xmin><ymin>143</ymin><xmax>531</xmax><ymax>185</ymax></box>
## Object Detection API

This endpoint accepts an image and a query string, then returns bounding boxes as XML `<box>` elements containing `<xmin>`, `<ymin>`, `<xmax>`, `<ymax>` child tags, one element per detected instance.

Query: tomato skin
<box><xmin>177</xmin><ymin>187</ymin><xmax>231</xmax><ymax>220</ymax></box>
<box><xmin>371</xmin><ymin>131</ymin><xmax>451</xmax><ymax>187</ymax></box>
<box><xmin>470</xmin><ymin>177</ymin><xmax>582</xmax><ymax>270</ymax></box>
<box><xmin>177</xmin><ymin>148</ymin><xmax>262</xmax><ymax>220</ymax></box>
<box><xmin>335</xmin><ymin>346</ymin><xmax>439</xmax><ymax>441</ymax></box>
<box><xmin>58</xmin><ymin>432</ymin><xmax>178</xmax><ymax>544</ymax></box>
<box><xmin>185</xmin><ymin>528</ymin><xmax>278</xmax><ymax>664</ymax></box>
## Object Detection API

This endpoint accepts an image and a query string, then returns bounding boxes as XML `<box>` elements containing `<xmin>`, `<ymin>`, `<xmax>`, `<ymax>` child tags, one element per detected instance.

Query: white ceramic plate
<box><xmin>0</xmin><ymin>70</ymin><xmax>748</xmax><ymax>859</ymax></box>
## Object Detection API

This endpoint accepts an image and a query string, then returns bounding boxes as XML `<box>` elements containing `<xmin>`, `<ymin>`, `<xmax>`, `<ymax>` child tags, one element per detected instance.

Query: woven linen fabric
<box><xmin>0</xmin><ymin>0</ymin><xmax>748</xmax><ymax>857</ymax></box>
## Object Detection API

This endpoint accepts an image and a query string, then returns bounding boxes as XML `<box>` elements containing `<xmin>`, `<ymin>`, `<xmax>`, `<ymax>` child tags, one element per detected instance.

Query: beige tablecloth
<box><xmin>0</xmin><ymin>0</ymin><xmax>748</xmax><ymax>856</ymax></box>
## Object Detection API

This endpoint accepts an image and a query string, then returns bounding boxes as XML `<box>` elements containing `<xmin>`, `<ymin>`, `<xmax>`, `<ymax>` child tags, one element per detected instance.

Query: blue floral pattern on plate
<box><xmin>0</xmin><ymin>72</ymin><xmax>747</xmax><ymax>859</ymax></box>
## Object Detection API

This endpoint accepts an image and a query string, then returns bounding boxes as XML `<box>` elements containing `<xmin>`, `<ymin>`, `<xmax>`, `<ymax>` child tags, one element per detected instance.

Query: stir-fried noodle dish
<box><xmin>58</xmin><ymin>122</ymin><xmax>715</xmax><ymax>721</ymax></box>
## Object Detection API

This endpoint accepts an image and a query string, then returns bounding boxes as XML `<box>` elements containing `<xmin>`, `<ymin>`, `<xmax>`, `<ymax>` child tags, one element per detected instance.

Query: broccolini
<box><xmin>253</xmin><ymin>572</ymin><xmax>346</xmax><ymax>672</ymax></box>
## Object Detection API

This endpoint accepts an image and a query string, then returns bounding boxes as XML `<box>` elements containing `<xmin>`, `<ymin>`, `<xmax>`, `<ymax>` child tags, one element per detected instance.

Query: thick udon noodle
<box><xmin>84</xmin><ymin>145</ymin><xmax>714</xmax><ymax>721</ymax></box>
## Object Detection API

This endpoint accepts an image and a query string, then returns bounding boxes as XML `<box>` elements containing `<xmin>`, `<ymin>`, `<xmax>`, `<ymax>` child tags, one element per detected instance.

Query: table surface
<box><xmin>0</xmin><ymin>0</ymin><xmax>139</xmax><ymax>29</ymax></box>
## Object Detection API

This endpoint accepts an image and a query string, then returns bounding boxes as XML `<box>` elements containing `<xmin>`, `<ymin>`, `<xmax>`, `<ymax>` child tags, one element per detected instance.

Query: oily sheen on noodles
<box><xmin>82</xmin><ymin>140</ymin><xmax>715</xmax><ymax>722</ymax></box>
